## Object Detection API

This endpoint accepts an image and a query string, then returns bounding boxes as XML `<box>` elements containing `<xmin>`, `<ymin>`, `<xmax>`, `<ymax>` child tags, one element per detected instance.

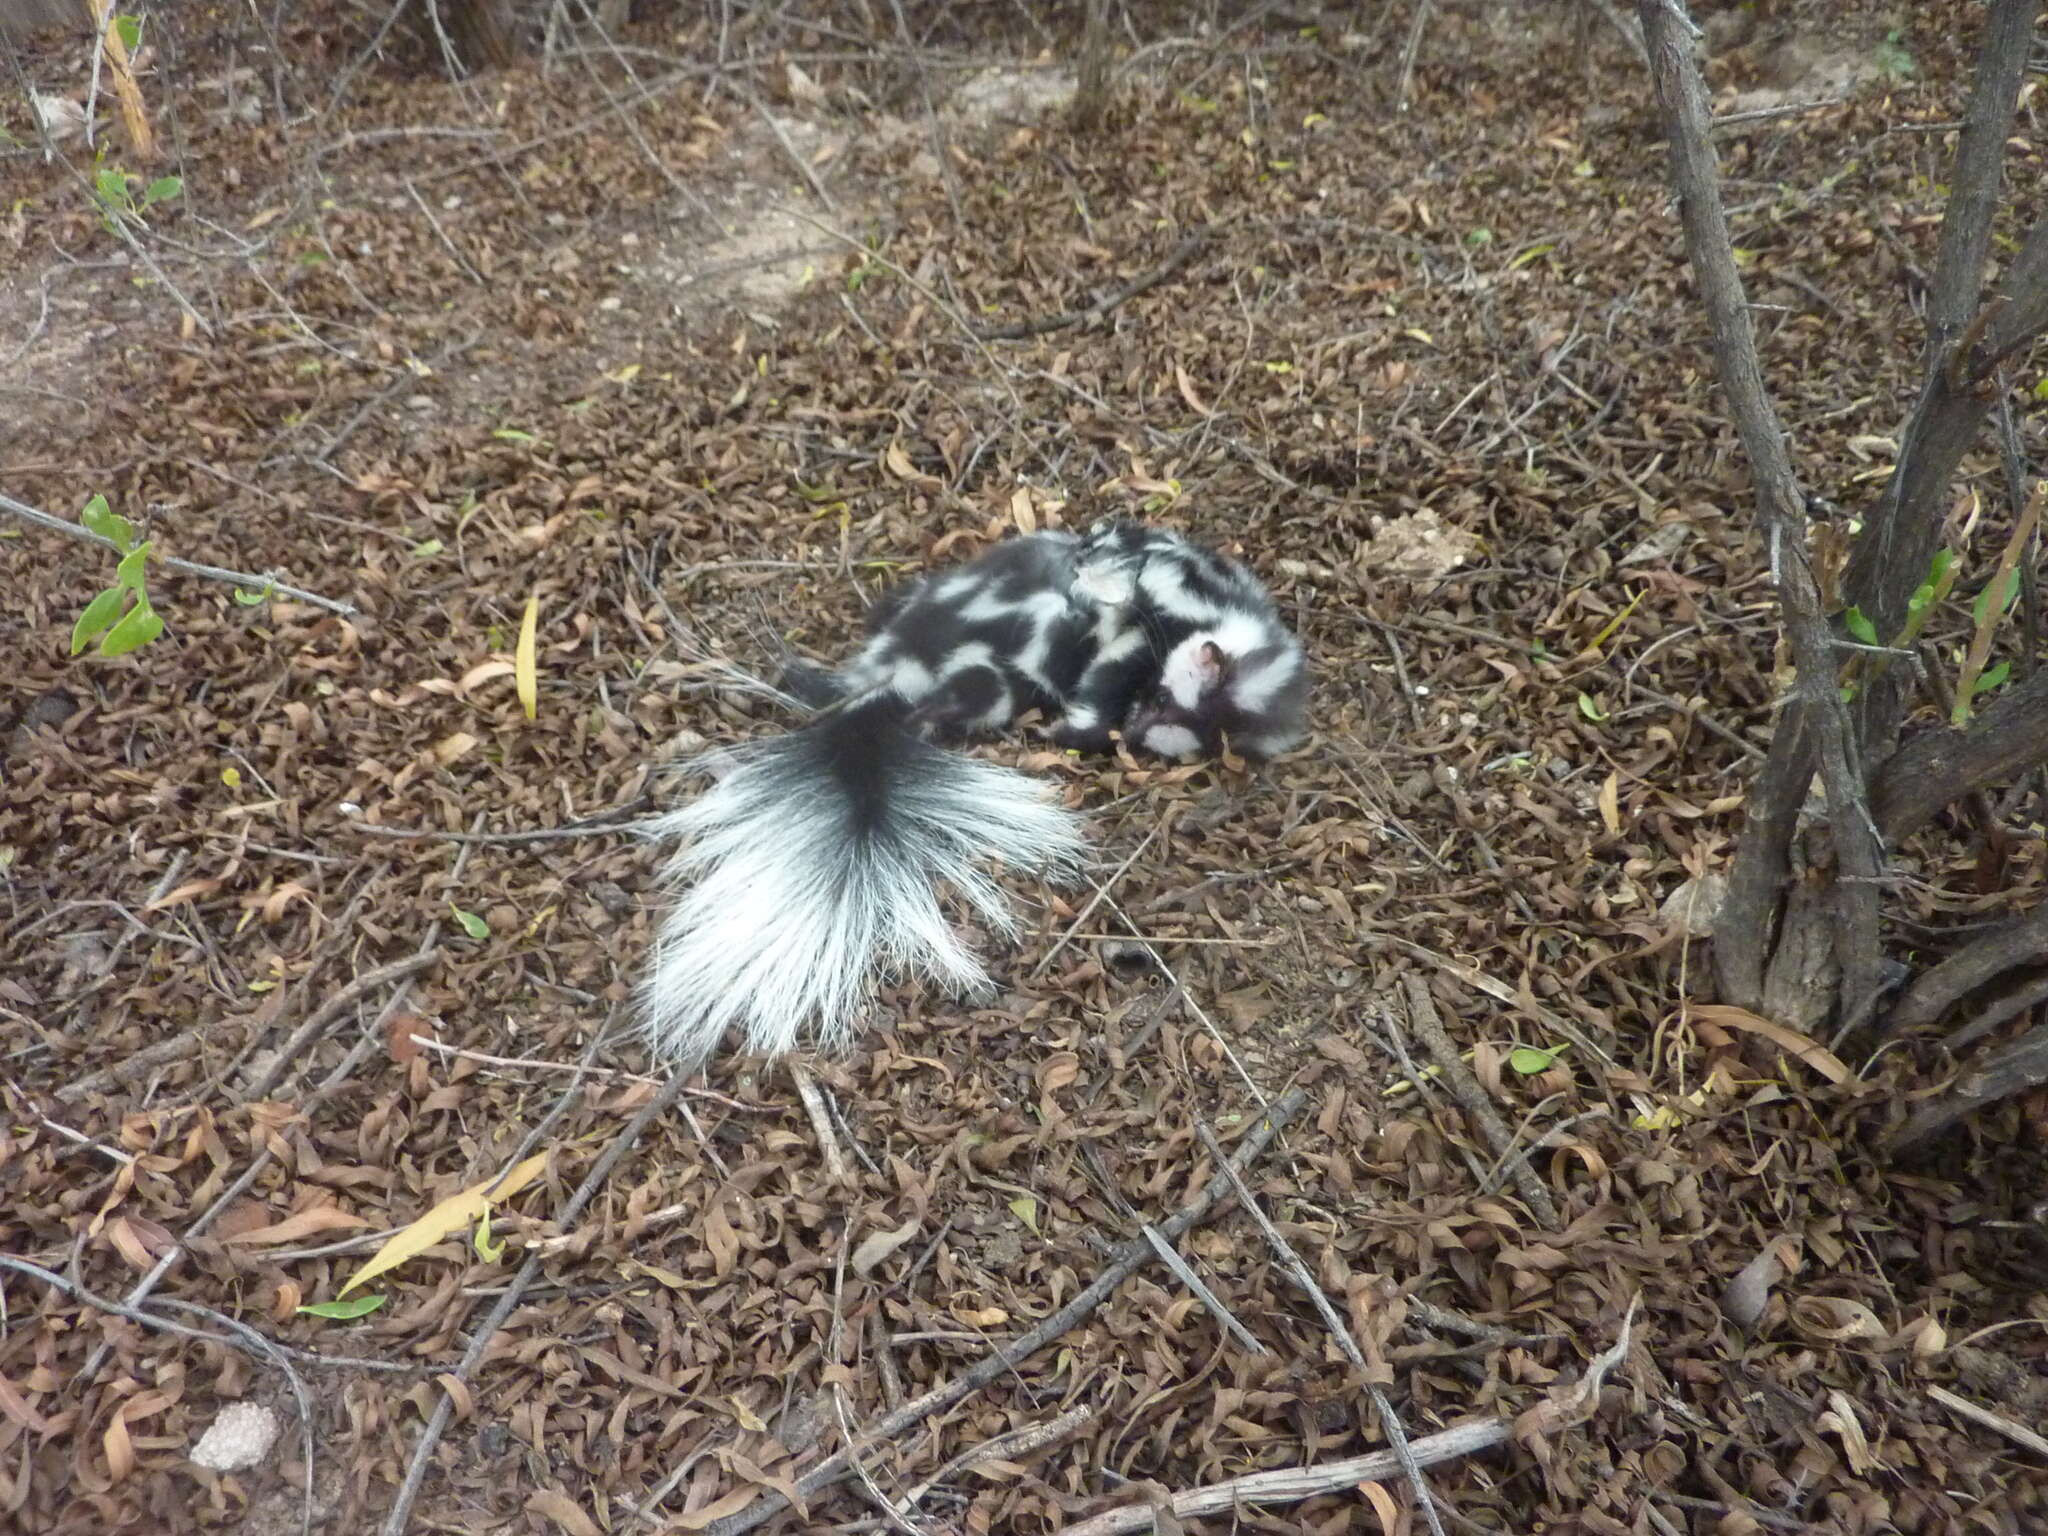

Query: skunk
<box><xmin>640</xmin><ymin>523</ymin><xmax>1306</xmax><ymax>1065</ymax></box>
<box><xmin>1071</xmin><ymin>520</ymin><xmax>1309</xmax><ymax>760</ymax></box>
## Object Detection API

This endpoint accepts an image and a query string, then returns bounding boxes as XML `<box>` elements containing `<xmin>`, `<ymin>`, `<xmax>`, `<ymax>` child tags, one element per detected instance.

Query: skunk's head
<box><xmin>1125</xmin><ymin>630</ymin><xmax>1307</xmax><ymax>762</ymax></box>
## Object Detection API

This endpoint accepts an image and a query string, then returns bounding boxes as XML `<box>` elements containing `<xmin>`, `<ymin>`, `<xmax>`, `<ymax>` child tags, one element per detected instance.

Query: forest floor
<box><xmin>3</xmin><ymin>1</ymin><xmax>2046</xmax><ymax>1532</ymax></box>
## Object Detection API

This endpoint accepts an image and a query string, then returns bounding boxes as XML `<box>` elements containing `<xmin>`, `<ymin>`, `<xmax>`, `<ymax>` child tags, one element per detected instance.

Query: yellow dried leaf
<box><xmin>338</xmin><ymin>1152</ymin><xmax>548</xmax><ymax>1295</ymax></box>
<box><xmin>516</xmin><ymin>594</ymin><xmax>540</xmax><ymax>721</ymax></box>
<box><xmin>1598</xmin><ymin>771</ymin><xmax>1620</xmax><ymax>835</ymax></box>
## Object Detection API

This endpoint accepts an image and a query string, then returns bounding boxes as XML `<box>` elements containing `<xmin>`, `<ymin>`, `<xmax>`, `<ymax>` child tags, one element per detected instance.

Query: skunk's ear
<box><xmin>1197</xmin><ymin>641</ymin><xmax>1230</xmax><ymax>692</ymax></box>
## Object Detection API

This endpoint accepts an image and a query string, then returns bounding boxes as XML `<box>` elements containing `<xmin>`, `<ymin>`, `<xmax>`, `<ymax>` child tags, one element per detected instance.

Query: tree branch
<box><xmin>1871</xmin><ymin>663</ymin><xmax>2048</xmax><ymax>841</ymax></box>
<box><xmin>1888</xmin><ymin>1020</ymin><xmax>2048</xmax><ymax>1153</ymax></box>
<box><xmin>1636</xmin><ymin>0</ymin><xmax>1886</xmax><ymax>1029</ymax></box>
<box><xmin>1881</xmin><ymin>896</ymin><xmax>2048</xmax><ymax>1038</ymax></box>
<box><xmin>1841</xmin><ymin>0</ymin><xmax>2037</xmax><ymax>753</ymax></box>
<box><xmin>0</xmin><ymin>489</ymin><xmax>359</xmax><ymax>617</ymax></box>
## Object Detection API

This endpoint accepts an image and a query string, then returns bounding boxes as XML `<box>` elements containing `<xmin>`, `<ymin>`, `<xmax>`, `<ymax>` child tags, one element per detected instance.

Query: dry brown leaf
<box><xmin>524</xmin><ymin>1488</ymin><xmax>603</xmax><ymax>1536</ymax></box>
<box><xmin>1688</xmin><ymin>1004</ymin><xmax>1850</xmax><ymax>1083</ymax></box>
<box><xmin>851</xmin><ymin>1217</ymin><xmax>918</xmax><ymax>1277</ymax></box>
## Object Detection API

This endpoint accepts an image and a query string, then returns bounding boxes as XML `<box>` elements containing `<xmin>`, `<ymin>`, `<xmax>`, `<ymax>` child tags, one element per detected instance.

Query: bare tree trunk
<box><xmin>1070</xmin><ymin>0</ymin><xmax>1111</xmax><ymax>133</ymax></box>
<box><xmin>1638</xmin><ymin>0</ymin><xmax>2048</xmax><ymax>1052</ymax></box>
<box><xmin>434</xmin><ymin>0</ymin><xmax>523</xmax><ymax>75</ymax></box>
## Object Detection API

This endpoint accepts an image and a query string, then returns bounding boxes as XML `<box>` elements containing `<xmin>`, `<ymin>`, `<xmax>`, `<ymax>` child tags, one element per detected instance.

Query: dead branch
<box><xmin>53</xmin><ymin>952</ymin><xmax>438</xmax><ymax>1104</ymax></box>
<box><xmin>1195</xmin><ymin>1121</ymin><xmax>1447</xmax><ymax>1536</ymax></box>
<box><xmin>974</xmin><ymin>231</ymin><xmax>1210</xmax><ymax>342</ymax></box>
<box><xmin>1888</xmin><ymin>1020</ymin><xmax>2048</xmax><ymax>1153</ymax></box>
<box><xmin>1637</xmin><ymin>0</ymin><xmax>1887</xmax><ymax>1031</ymax></box>
<box><xmin>235</xmin><ymin>952</ymin><xmax>443</xmax><ymax>1103</ymax></box>
<box><xmin>1050</xmin><ymin>1417</ymin><xmax>1513</xmax><ymax>1536</ymax></box>
<box><xmin>1881</xmin><ymin>897</ymin><xmax>2048</xmax><ymax>1039</ymax></box>
<box><xmin>1399</xmin><ymin>973</ymin><xmax>1562</xmax><ymax>1228</ymax></box>
<box><xmin>0</xmin><ymin>488</ymin><xmax>360</xmax><ymax>616</ymax></box>
<box><xmin>84</xmin><ymin>0</ymin><xmax>155</xmax><ymax>160</ymax></box>
<box><xmin>1928</xmin><ymin>1383</ymin><xmax>2048</xmax><ymax>1460</ymax></box>
<box><xmin>696</xmin><ymin>1087</ymin><xmax>1312</xmax><ymax>1536</ymax></box>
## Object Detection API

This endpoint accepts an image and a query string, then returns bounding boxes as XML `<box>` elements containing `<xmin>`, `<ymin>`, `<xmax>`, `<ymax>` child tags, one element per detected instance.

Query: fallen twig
<box><xmin>974</xmin><ymin>231</ymin><xmax>1210</xmax><ymax>342</ymax></box>
<box><xmin>695</xmin><ymin>1087</ymin><xmax>1312</xmax><ymax>1536</ymax></box>
<box><xmin>1399</xmin><ymin>973</ymin><xmax>1562</xmax><ymax>1228</ymax></box>
<box><xmin>1195</xmin><ymin>1121</ymin><xmax>1446</xmax><ymax>1536</ymax></box>
<box><xmin>1052</xmin><ymin>1417</ymin><xmax>1512</xmax><ymax>1536</ymax></box>
<box><xmin>1928</xmin><ymin>1383</ymin><xmax>2048</xmax><ymax>1459</ymax></box>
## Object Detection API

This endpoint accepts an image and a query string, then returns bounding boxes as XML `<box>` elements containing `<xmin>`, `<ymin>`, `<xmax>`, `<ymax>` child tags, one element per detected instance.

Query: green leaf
<box><xmin>100</xmin><ymin>600</ymin><xmax>163</xmax><ymax>656</ymax></box>
<box><xmin>1576</xmin><ymin>692</ymin><xmax>1607</xmax><ymax>722</ymax></box>
<box><xmin>473</xmin><ymin>1210</ymin><xmax>505</xmax><ymax>1262</ymax></box>
<box><xmin>1508</xmin><ymin>1045</ymin><xmax>1566</xmax><ymax>1074</ymax></box>
<box><xmin>71</xmin><ymin>586</ymin><xmax>125</xmax><ymax>654</ymax></box>
<box><xmin>1508</xmin><ymin>242</ymin><xmax>1556</xmax><ymax>270</ymax></box>
<box><xmin>298</xmin><ymin>1295</ymin><xmax>386</xmax><ymax>1320</ymax></box>
<box><xmin>140</xmin><ymin>175</ymin><xmax>182</xmax><ymax>209</ymax></box>
<box><xmin>233</xmin><ymin>585</ymin><xmax>271</xmax><ymax>606</ymax></box>
<box><xmin>114</xmin><ymin>541</ymin><xmax>151</xmax><ymax>589</ymax></box>
<box><xmin>491</xmin><ymin>428</ymin><xmax>536</xmax><ymax>443</ymax></box>
<box><xmin>1843</xmin><ymin>607</ymin><xmax>1878</xmax><ymax>646</ymax></box>
<box><xmin>80</xmin><ymin>494</ymin><xmax>135</xmax><ymax>549</ymax></box>
<box><xmin>114</xmin><ymin>13</ymin><xmax>142</xmax><ymax>49</ymax></box>
<box><xmin>451</xmin><ymin>905</ymin><xmax>490</xmax><ymax>940</ymax></box>
<box><xmin>411</xmin><ymin>538</ymin><xmax>445</xmax><ymax>558</ymax></box>
<box><xmin>2033</xmin><ymin>376</ymin><xmax>2048</xmax><ymax>401</ymax></box>
<box><xmin>1008</xmin><ymin>1196</ymin><xmax>1039</xmax><ymax>1235</ymax></box>
<box><xmin>95</xmin><ymin>167</ymin><xmax>128</xmax><ymax>206</ymax></box>
<box><xmin>1971</xmin><ymin>660</ymin><xmax>2011</xmax><ymax>698</ymax></box>
<box><xmin>1465</xmin><ymin>227</ymin><xmax>1494</xmax><ymax>246</ymax></box>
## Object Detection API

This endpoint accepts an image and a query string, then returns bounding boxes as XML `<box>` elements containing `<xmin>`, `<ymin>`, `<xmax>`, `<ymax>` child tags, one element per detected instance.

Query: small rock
<box><xmin>191</xmin><ymin>1402</ymin><xmax>280</xmax><ymax>1472</ymax></box>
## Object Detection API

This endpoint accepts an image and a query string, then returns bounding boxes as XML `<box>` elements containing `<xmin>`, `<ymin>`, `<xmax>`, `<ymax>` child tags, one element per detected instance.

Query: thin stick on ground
<box><xmin>1050</xmin><ymin>1418</ymin><xmax>1513</xmax><ymax>1536</ymax></box>
<box><xmin>0</xmin><ymin>488</ymin><xmax>358</xmax><ymax>616</ymax></box>
<box><xmin>692</xmin><ymin>1087</ymin><xmax>1312</xmax><ymax>1536</ymax></box>
<box><xmin>789</xmin><ymin>1060</ymin><xmax>852</xmax><ymax>1185</ymax></box>
<box><xmin>973</xmin><ymin>230</ymin><xmax>1210</xmax><ymax>342</ymax></box>
<box><xmin>1399</xmin><ymin>973</ymin><xmax>1562</xmax><ymax>1228</ymax></box>
<box><xmin>381</xmin><ymin>1065</ymin><xmax>694</xmax><ymax>1536</ymax></box>
<box><xmin>1195</xmin><ymin>1121</ymin><xmax>1447</xmax><ymax>1536</ymax></box>
<box><xmin>1032</xmin><ymin>820</ymin><xmax>1161</xmax><ymax>979</ymax></box>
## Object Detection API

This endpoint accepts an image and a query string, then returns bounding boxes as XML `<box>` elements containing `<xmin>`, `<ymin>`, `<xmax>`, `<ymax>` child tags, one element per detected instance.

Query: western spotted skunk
<box><xmin>639</xmin><ymin>520</ymin><xmax>1306</xmax><ymax>1064</ymax></box>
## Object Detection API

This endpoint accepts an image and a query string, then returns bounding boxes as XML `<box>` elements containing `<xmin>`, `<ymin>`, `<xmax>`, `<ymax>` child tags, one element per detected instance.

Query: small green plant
<box><xmin>71</xmin><ymin>494</ymin><xmax>165</xmax><ymax>657</ymax></box>
<box><xmin>1873</xmin><ymin>28</ymin><xmax>1915</xmax><ymax>80</ymax></box>
<box><xmin>90</xmin><ymin>156</ymin><xmax>182</xmax><ymax>234</ymax></box>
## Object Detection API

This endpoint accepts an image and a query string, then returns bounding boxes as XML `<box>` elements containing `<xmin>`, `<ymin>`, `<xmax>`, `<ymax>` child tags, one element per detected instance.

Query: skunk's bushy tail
<box><xmin>640</xmin><ymin>697</ymin><xmax>1083</xmax><ymax>1063</ymax></box>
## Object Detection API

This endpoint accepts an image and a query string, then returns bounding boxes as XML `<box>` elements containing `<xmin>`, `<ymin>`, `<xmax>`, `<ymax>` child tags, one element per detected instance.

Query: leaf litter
<box><xmin>1</xmin><ymin>0</ymin><xmax>2045</xmax><ymax>1532</ymax></box>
